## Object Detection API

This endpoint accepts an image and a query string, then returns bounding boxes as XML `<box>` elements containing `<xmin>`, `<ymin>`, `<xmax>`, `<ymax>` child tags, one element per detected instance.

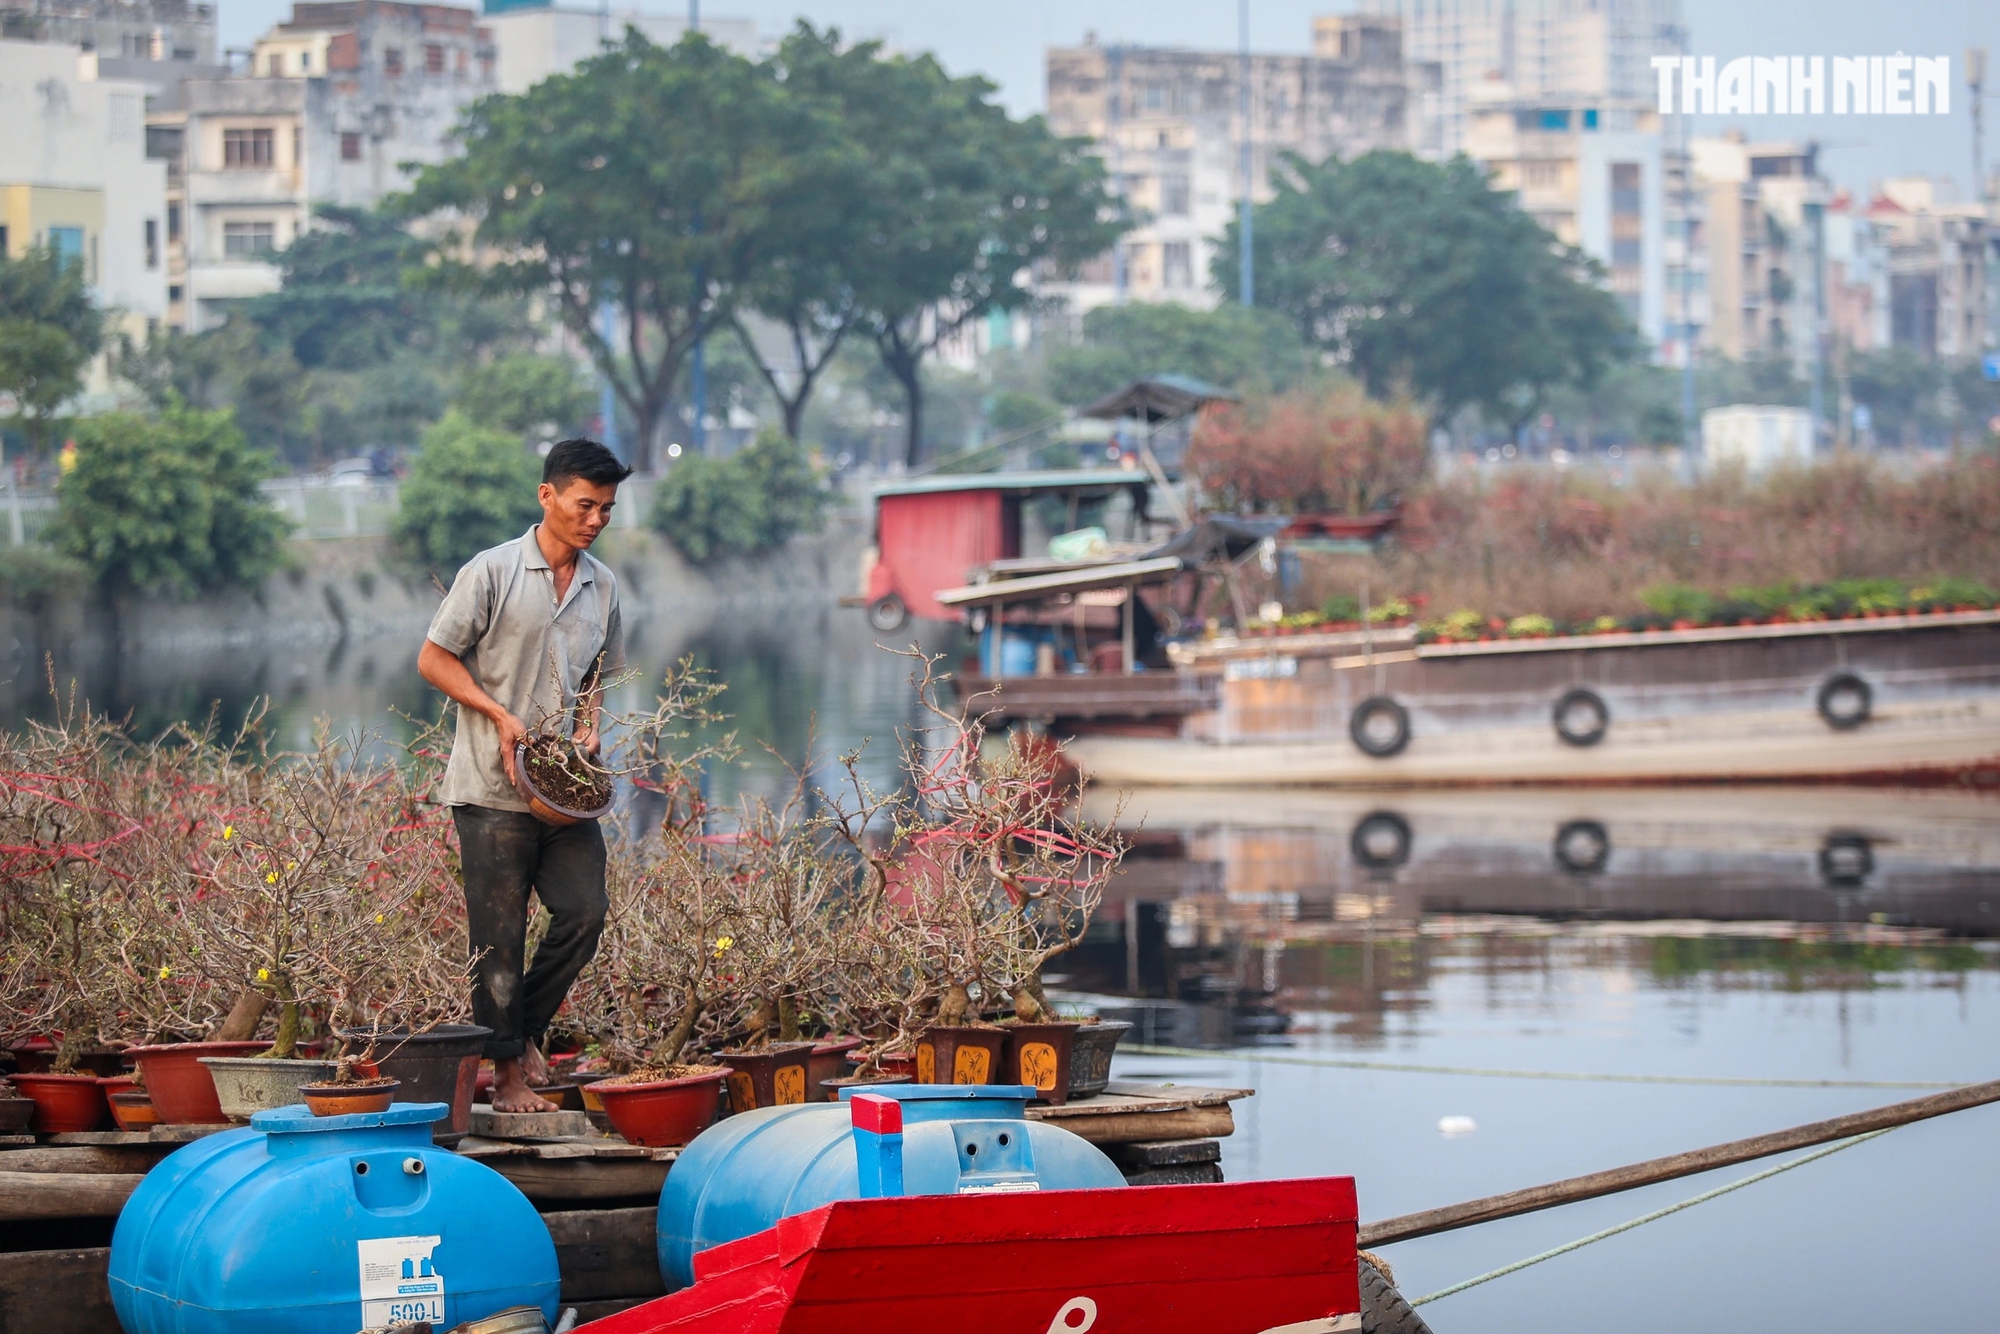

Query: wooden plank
<box><xmin>1043</xmin><ymin>1106</ymin><xmax>1234</xmax><ymax>1146</ymax></box>
<box><xmin>0</xmin><ymin>1246</ymin><xmax>118</xmax><ymax>1334</ymax></box>
<box><xmin>1106</xmin><ymin>1138</ymin><xmax>1222</xmax><ymax>1169</ymax></box>
<box><xmin>1102</xmin><ymin>1081</ymin><xmax>1252</xmax><ymax>1106</ymax></box>
<box><xmin>1359</xmin><ymin>1076</ymin><xmax>2000</xmax><ymax>1247</ymax></box>
<box><xmin>0</xmin><ymin>1172</ymin><xmax>143</xmax><ymax>1221</ymax></box>
<box><xmin>544</xmin><ymin>1207</ymin><xmax>666</xmax><ymax>1302</ymax></box>
<box><xmin>0</xmin><ymin>1146</ymin><xmax>171</xmax><ymax>1175</ymax></box>
<box><xmin>485</xmin><ymin>1156</ymin><xmax>672</xmax><ymax>1203</ymax></box>
<box><xmin>1121</xmin><ymin>1163</ymin><xmax>1225</xmax><ymax>1187</ymax></box>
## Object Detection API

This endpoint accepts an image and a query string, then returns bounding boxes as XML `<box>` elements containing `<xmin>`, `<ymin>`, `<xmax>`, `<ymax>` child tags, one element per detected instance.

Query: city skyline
<box><xmin>202</xmin><ymin>0</ymin><xmax>2000</xmax><ymax>198</ymax></box>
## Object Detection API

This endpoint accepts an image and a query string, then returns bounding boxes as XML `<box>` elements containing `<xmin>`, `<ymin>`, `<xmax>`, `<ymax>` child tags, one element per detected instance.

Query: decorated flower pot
<box><xmin>999</xmin><ymin>1022</ymin><xmax>1080</xmax><ymax>1105</ymax></box>
<box><xmin>200</xmin><ymin>1056</ymin><xmax>338</xmax><ymax>1121</ymax></box>
<box><xmin>299</xmin><ymin>1078</ymin><xmax>400</xmax><ymax>1117</ymax></box>
<box><xmin>125</xmin><ymin>1042</ymin><xmax>271</xmax><ymax>1125</ymax></box>
<box><xmin>594</xmin><ymin>1068</ymin><xmax>729</xmax><ymax>1147</ymax></box>
<box><xmin>717</xmin><ymin>1043</ymin><xmax>815</xmax><ymax>1111</ymax></box>
<box><xmin>1066</xmin><ymin>1020</ymin><xmax>1132</xmax><ymax>1100</ymax></box>
<box><xmin>806</xmin><ymin>1037</ymin><xmax>866</xmax><ymax>1102</ymax></box>
<box><xmin>11</xmin><ymin>1072</ymin><xmax>110</xmax><ymax>1133</ymax></box>
<box><xmin>915</xmin><ymin>1026</ymin><xmax>1007</xmax><ymax>1086</ymax></box>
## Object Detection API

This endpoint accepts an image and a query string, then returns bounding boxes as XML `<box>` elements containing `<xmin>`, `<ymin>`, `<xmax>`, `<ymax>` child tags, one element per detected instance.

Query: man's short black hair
<box><xmin>544</xmin><ymin>438</ymin><xmax>634</xmax><ymax>490</ymax></box>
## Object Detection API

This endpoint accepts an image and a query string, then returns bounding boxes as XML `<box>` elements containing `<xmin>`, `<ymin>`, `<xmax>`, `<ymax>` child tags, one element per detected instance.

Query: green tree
<box><xmin>791</xmin><ymin>29</ymin><xmax>1122</xmax><ymax>466</ymax></box>
<box><xmin>53</xmin><ymin>403</ymin><xmax>289</xmax><ymax>596</ymax></box>
<box><xmin>454</xmin><ymin>353</ymin><xmax>596</xmax><ymax>440</ymax></box>
<box><xmin>1044</xmin><ymin>303</ymin><xmax>1318</xmax><ymax>407</ymax></box>
<box><xmin>736</xmin><ymin>428</ymin><xmax>828</xmax><ymax>546</ymax></box>
<box><xmin>394</xmin><ymin>410</ymin><xmax>543</xmax><ymax>570</ymax></box>
<box><xmin>244</xmin><ymin>206</ymin><xmax>433</xmax><ymax>370</ymax></box>
<box><xmin>649</xmin><ymin>453</ymin><xmax>763</xmax><ymax>563</ymax></box>
<box><xmin>400</xmin><ymin>32</ymin><xmax>836</xmax><ymax>470</ymax></box>
<box><xmin>1213</xmin><ymin>151</ymin><xmax>1633</xmax><ymax>430</ymax></box>
<box><xmin>0</xmin><ymin>245</ymin><xmax>104</xmax><ymax>451</ymax></box>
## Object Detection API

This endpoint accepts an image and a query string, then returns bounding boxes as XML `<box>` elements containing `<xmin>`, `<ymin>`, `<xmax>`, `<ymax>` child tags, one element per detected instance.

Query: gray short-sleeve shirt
<box><xmin>426</xmin><ymin>527</ymin><xmax>625</xmax><ymax>811</ymax></box>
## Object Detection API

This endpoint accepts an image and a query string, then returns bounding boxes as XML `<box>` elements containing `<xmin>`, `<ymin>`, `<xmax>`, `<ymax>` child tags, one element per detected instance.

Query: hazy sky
<box><xmin>217</xmin><ymin>0</ymin><xmax>2000</xmax><ymax>196</ymax></box>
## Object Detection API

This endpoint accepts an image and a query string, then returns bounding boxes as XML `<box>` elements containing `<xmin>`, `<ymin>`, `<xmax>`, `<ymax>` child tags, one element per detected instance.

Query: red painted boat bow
<box><xmin>582</xmin><ymin>1177</ymin><xmax>1360</xmax><ymax>1334</ymax></box>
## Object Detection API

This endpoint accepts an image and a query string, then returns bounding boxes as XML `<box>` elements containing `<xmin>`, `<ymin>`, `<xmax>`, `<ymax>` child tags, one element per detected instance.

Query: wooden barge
<box><xmin>952</xmin><ymin>608</ymin><xmax>2000</xmax><ymax>788</ymax></box>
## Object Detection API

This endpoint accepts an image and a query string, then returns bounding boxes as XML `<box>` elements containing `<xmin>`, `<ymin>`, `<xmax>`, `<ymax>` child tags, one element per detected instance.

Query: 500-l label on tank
<box><xmin>358</xmin><ymin>1234</ymin><xmax>447</xmax><ymax>1327</ymax></box>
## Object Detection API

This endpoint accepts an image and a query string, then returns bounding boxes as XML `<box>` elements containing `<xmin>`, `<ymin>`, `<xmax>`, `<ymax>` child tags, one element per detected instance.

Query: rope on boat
<box><xmin>1405</xmin><ymin>1129</ymin><xmax>1894</xmax><ymax>1308</ymax></box>
<box><xmin>1119</xmin><ymin>1044</ymin><xmax>1965</xmax><ymax>1090</ymax></box>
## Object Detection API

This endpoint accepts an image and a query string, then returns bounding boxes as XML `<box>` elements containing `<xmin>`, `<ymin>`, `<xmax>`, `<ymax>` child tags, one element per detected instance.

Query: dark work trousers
<box><xmin>453</xmin><ymin>804</ymin><xmax>608</xmax><ymax>1061</ymax></box>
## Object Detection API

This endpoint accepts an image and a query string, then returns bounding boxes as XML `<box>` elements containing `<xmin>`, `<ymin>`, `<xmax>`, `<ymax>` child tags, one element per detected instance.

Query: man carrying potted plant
<box><xmin>418</xmin><ymin>438</ymin><xmax>632</xmax><ymax>1113</ymax></box>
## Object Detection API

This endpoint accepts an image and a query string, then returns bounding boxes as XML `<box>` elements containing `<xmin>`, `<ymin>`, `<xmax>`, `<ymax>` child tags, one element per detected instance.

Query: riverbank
<box><xmin>0</xmin><ymin>517</ymin><xmax>871</xmax><ymax>726</ymax></box>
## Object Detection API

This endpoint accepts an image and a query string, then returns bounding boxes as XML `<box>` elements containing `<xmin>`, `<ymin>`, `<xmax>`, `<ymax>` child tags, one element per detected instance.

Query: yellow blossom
<box><xmin>375</xmin><ymin>914</ymin><xmax>385</xmax><ymax>924</ymax></box>
<box><xmin>158</xmin><ymin>966</ymin><xmax>171</xmax><ymax>980</ymax></box>
<box><xmin>257</xmin><ymin>968</ymin><xmax>270</xmax><ymax>982</ymax></box>
<box><xmin>221</xmin><ymin>825</ymin><xmax>233</xmax><ymax>840</ymax></box>
<box><xmin>266</xmin><ymin>872</ymin><xmax>278</xmax><ymax>884</ymax></box>
<box><xmin>713</xmin><ymin>936</ymin><xmax>734</xmax><ymax>955</ymax></box>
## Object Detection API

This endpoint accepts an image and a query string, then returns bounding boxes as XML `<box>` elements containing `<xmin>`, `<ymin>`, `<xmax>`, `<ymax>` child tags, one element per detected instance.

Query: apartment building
<box><xmin>1366</xmin><ymin>0</ymin><xmax>1680</xmax><ymax>156</ymax></box>
<box><xmin>0</xmin><ymin>0</ymin><xmax>213</xmax><ymax>62</ymax></box>
<box><xmin>1042</xmin><ymin>16</ymin><xmax>1438</xmax><ymax>319</ymax></box>
<box><xmin>1461</xmin><ymin>86</ymin><xmax>1673</xmax><ymax>348</ymax></box>
<box><xmin>481</xmin><ymin>0</ymin><xmax>755</xmax><ymax>96</ymax></box>
<box><xmin>166</xmin><ymin>1</ymin><xmax>495</xmax><ymax>331</ymax></box>
<box><xmin>1869</xmin><ymin>178</ymin><xmax>1992</xmax><ymax>361</ymax></box>
<box><xmin>0</xmin><ymin>39</ymin><xmax>170</xmax><ymax>348</ymax></box>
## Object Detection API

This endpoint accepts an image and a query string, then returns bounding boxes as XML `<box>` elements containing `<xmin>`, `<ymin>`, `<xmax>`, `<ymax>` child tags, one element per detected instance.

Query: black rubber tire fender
<box><xmin>1552</xmin><ymin>687</ymin><xmax>1610</xmax><ymax>747</ymax></box>
<box><xmin>1554</xmin><ymin>818</ymin><xmax>1612</xmax><ymax>875</ymax></box>
<box><xmin>1350</xmin><ymin>696</ymin><xmax>1411</xmax><ymax>758</ymax></box>
<box><xmin>1818</xmin><ymin>832</ymin><xmax>1874</xmax><ymax>887</ymax></box>
<box><xmin>867</xmin><ymin>593</ymin><xmax>909</xmax><ymax>633</ymax></box>
<box><xmin>1816</xmin><ymin>672</ymin><xmax>1872</xmax><ymax>730</ymax></box>
<box><xmin>1351</xmin><ymin>811</ymin><xmax>1414</xmax><ymax>872</ymax></box>
<box><xmin>1359</xmin><ymin>1256</ymin><xmax>1434</xmax><ymax>1334</ymax></box>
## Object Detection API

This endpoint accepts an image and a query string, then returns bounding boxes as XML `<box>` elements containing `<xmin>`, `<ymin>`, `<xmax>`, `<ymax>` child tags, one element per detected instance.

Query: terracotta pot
<box><xmin>819</xmin><ymin>1073</ymin><xmax>912</xmax><ymax>1098</ymax></box>
<box><xmin>595</xmin><ymin>1070</ymin><xmax>729</xmax><ymax>1147</ymax></box>
<box><xmin>512</xmin><ymin>739</ymin><xmax>613</xmax><ymax>827</ymax></box>
<box><xmin>336</xmin><ymin>1024</ymin><xmax>492</xmax><ymax>1144</ymax></box>
<box><xmin>915</xmin><ymin>1026</ymin><xmax>1007</xmax><ymax>1086</ymax></box>
<box><xmin>108</xmin><ymin>1090</ymin><xmax>162</xmax><ymax>1131</ymax></box>
<box><xmin>575</xmin><ymin>1075</ymin><xmax>612</xmax><ymax>1113</ymax></box>
<box><xmin>999</xmin><ymin>1022</ymin><xmax>1080</xmax><ymax>1105</ymax></box>
<box><xmin>718</xmin><ymin>1044</ymin><xmax>815</xmax><ymax>1112</ymax></box>
<box><xmin>199</xmin><ymin>1056</ymin><xmax>337</xmax><ymax>1121</ymax></box>
<box><xmin>806</xmin><ymin>1038</ymin><xmax>867</xmax><ymax>1102</ymax></box>
<box><xmin>97</xmin><ymin>1074</ymin><xmax>138</xmax><ymax>1097</ymax></box>
<box><xmin>300</xmin><ymin>1078</ymin><xmax>400</xmax><ymax>1117</ymax></box>
<box><xmin>7</xmin><ymin>1040</ymin><xmax>126</xmax><ymax>1077</ymax></box>
<box><xmin>1066</xmin><ymin>1020</ymin><xmax>1132</xmax><ymax>1100</ymax></box>
<box><xmin>0</xmin><ymin>1096</ymin><xmax>38</xmax><ymax>1133</ymax></box>
<box><xmin>124</xmin><ymin>1042</ymin><xmax>269</xmax><ymax>1125</ymax></box>
<box><xmin>11</xmin><ymin>1073</ymin><xmax>110</xmax><ymax>1133</ymax></box>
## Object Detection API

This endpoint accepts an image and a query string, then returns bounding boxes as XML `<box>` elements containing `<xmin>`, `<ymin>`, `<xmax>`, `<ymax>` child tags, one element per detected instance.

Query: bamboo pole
<box><xmin>1359</xmin><ymin>1077</ymin><xmax>2000</xmax><ymax>1248</ymax></box>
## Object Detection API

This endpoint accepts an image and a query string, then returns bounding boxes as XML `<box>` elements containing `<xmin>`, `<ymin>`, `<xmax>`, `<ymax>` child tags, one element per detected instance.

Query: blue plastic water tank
<box><xmin>656</xmin><ymin>1084</ymin><xmax>1125</xmax><ymax>1288</ymax></box>
<box><xmin>109</xmin><ymin>1102</ymin><xmax>559</xmax><ymax>1334</ymax></box>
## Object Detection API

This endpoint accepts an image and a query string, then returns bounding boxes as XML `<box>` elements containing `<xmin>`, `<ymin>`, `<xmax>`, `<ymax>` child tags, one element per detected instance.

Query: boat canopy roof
<box><xmin>872</xmin><ymin>469</ymin><xmax>1149</xmax><ymax>499</ymax></box>
<box><xmin>1078</xmin><ymin>376</ymin><xmax>1240</xmax><ymax>424</ymax></box>
<box><xmin>1146</xmin><ymin>515</ymin><xmax>1289</xmax><ymax>565</ymax></box>
<box><xmin>935</xmin><ymin>556</ymin><xmax>1186</xmax><ymax>609</ymax></box>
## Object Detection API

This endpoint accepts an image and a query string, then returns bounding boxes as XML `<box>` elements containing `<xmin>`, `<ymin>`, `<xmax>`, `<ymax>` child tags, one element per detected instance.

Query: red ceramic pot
<box><xmin>848</xmin><ymin>1049</ymin><xmax>918</xmax><ymax>1080</ymax></box>
<box><xmin>12</xmin><ymin>1072</ymin><xmax>110</xmax><ymax>1133</ymax></box>
<box><xmin>595</xmin><ymin>1070</ymin><xmax>729</xmax><ymax>1148</ymax></box>
<box><xmin>125</xmin><ymin>1042</ymin><xmax>270</xmax><ymax>1124</ymax></box>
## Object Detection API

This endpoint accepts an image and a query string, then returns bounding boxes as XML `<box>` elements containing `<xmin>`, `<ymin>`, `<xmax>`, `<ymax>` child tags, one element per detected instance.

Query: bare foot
<box><xmin>492</xmin><ymin>1057</ymin><xmax>557</xmax><ymax>1113</ymax></box>
<box><xmin>521</xmin><ymin>1041</ymin><xmax>551</xmax><ymax>1088</ymax></box>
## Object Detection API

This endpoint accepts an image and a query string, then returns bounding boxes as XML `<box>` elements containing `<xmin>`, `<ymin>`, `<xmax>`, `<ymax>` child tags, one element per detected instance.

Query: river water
<box><xmin>8</xmin><ymin>612</ymin><xmax>1997</xmax><ymax>1332</ymax></box>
